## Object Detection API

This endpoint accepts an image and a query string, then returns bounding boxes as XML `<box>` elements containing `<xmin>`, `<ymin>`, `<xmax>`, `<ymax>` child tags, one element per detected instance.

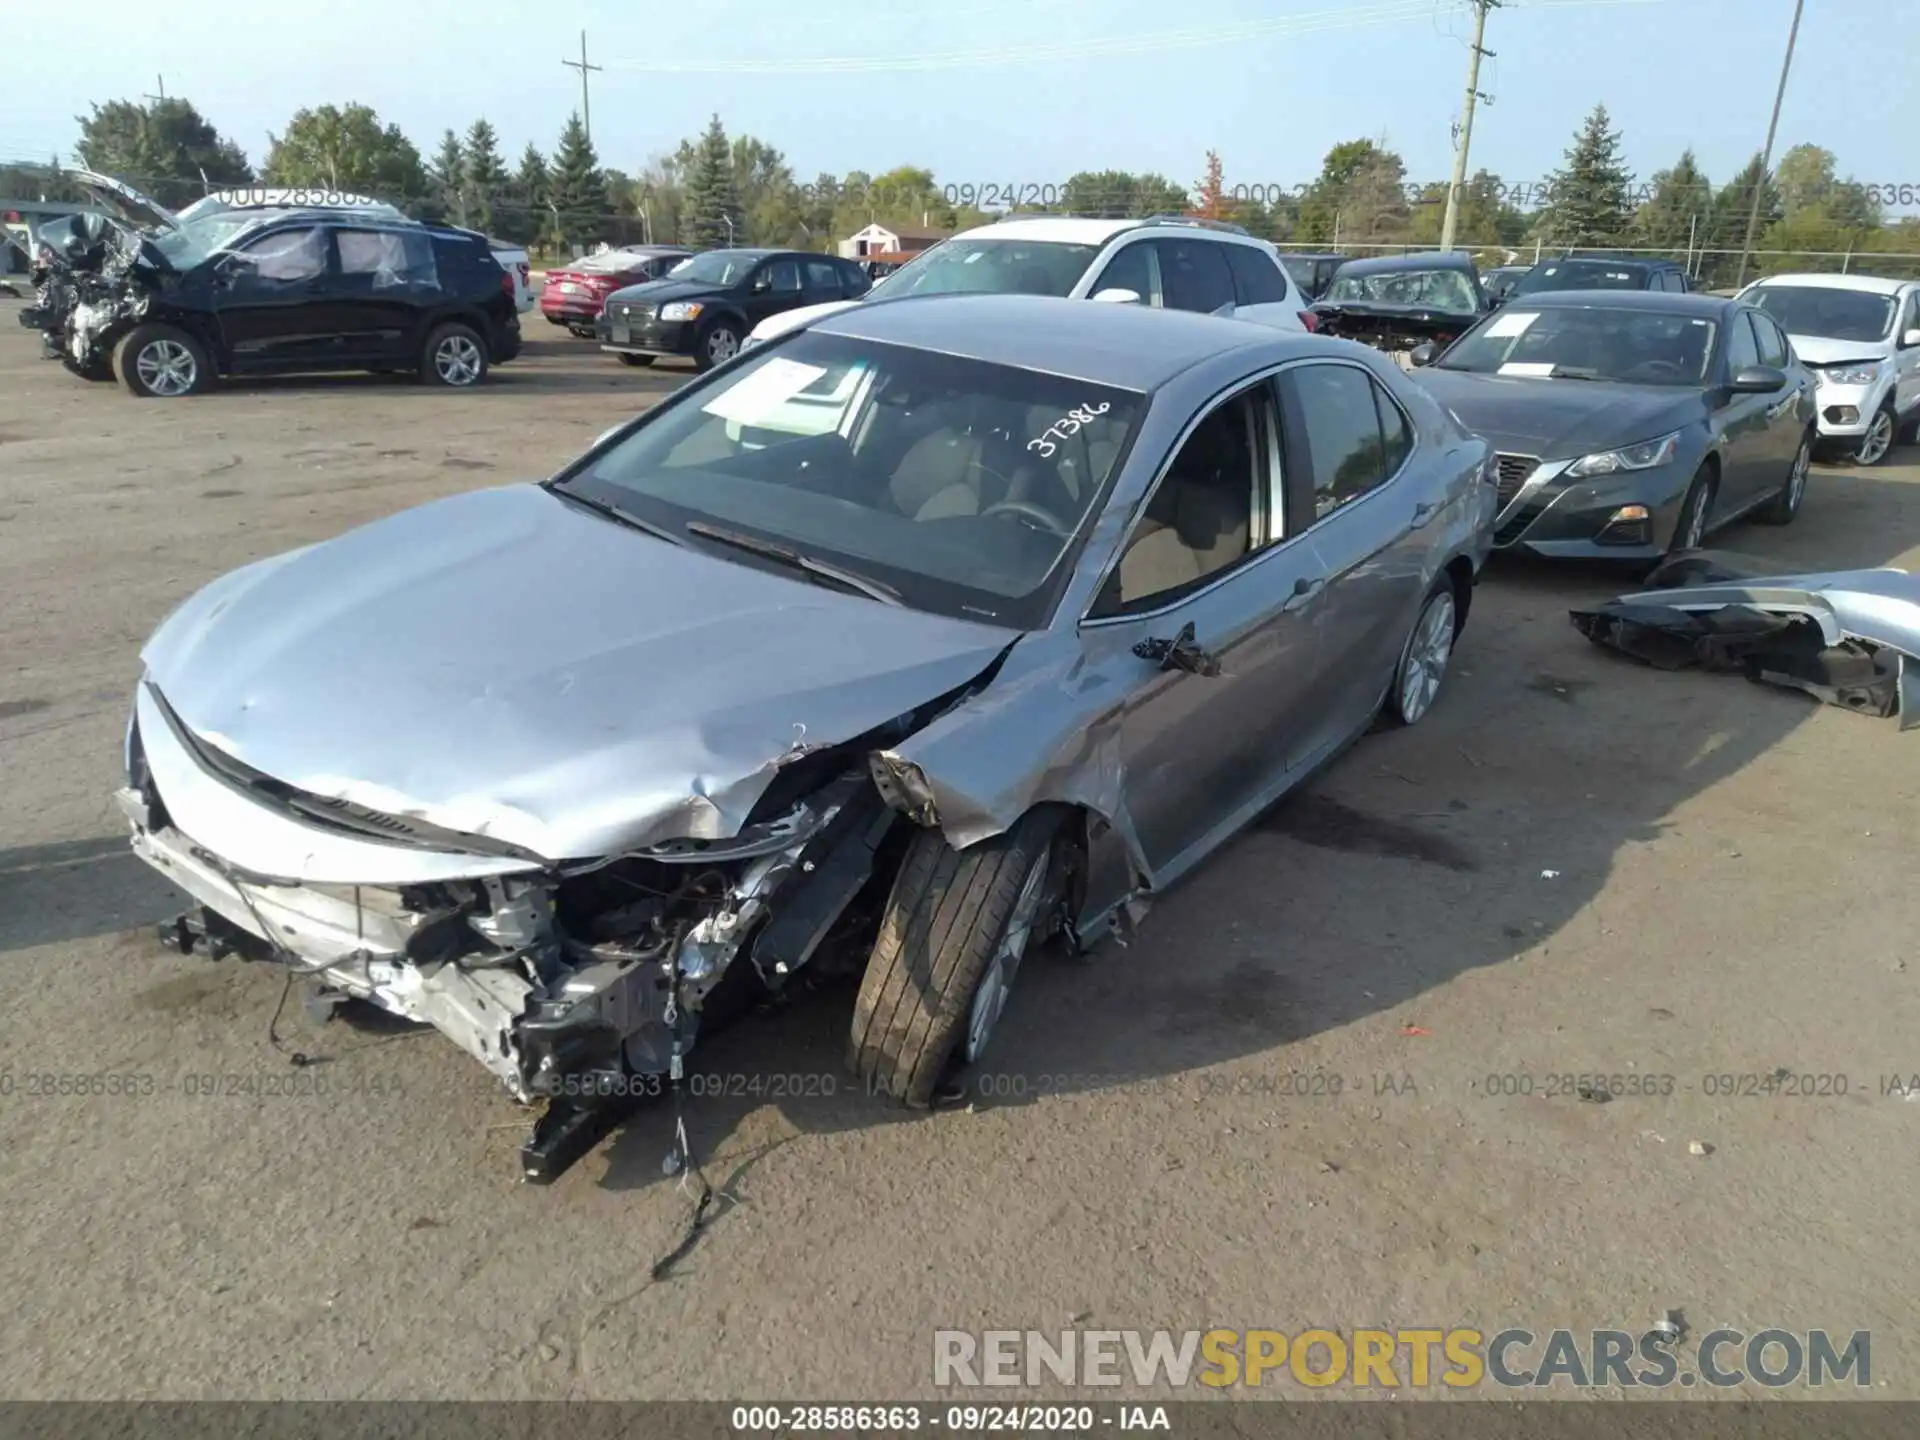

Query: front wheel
<box><xmin>1387</xmin><ymin>580</ymin><xmax>1458</xmax><ymax>727</ymax></box>
<box><xmin>1852</xmin><ymin>404</ymin><xmax>1896</xmax><ymax>466</ymax></box>
<box><xmin>114</xmin><ymin>324</ymin><xmax>210</xmax><ymax>398</ymax></box>
<box><xmin>1759</xmin><ymin>430</ymin><xmax>1812</xmax><ymax>525</ymax></box>
<box><xmin>1668</xmin><ymin>464</ymin><xmax>1717</xmax><ymax>554</ymax></box>
<box><xmin>419</xmin><ymin>323</ymin><xmax>489</xmax><ymax>388</ymax></box>
<box><xmin>694</xmin><ymin>319</ymin><xmax>742</xmax><ymax>372</ymax></box>
<box><xmin>850</xmin><ymin>807</ymin><xmax>1063</xmax><ymax>1108</ymax></box>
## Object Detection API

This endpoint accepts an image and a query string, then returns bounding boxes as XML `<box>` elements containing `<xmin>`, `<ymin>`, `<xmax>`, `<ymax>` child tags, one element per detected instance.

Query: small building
<box><xmin>839</xmin><ymin>222</ymin><xmax>947</xmax><ymax>260</ymax></box>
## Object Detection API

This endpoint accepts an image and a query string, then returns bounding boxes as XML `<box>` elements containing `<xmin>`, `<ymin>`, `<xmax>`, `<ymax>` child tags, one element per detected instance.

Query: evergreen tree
<box><xmin>429</xmin><ymin>128</ymin><xmax>466</xmax><ymax>225</ymax></box>
<box><xmin>548</xmin><ymin>113</ymin><xmax>609</xmax><ymax>249</ymax></box>
<box><xmin>1702</xmin><ymin>153</ymin><xmax>1781</xmax><ymax>285</ymax></box>
<box><xmin>462</xmin><ymin>119</ymin><xmax>507</xmax><ymax>234</ymax></box>
<box><xmin>1540</xmin><ymin>104</ymin><xmax>1634</xmax><ymax>248</ymax></box>
<box><xmin>1631</xmin><ymin>149</ymin><xmax>1714</xmax><ymax>257</ymax></box>
<box><xmin>683</xmin><ymin>115</ymin><xmax>744</xmax><ymax>250</ymax></box>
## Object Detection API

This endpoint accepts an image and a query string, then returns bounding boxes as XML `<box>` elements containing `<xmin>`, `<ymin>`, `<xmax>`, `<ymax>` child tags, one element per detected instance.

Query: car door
<box><xmin>329</xmin><ymin>227</ymin><xmax>438</xmax><ymax>364</ymax></box>
<box><xmin>1273</xmin><ymin>359</ymin><xmax>1432</xmax><ymax>759</ymax></box>
<box><xmin>1221</xmin><ymin>241</ymin><xmax>1302</xmax><ymax>328</ymax></box>
<box><xmin>801</xmin><ymin>257</ymin><xmax>845</xmax><ymax>307</ymax></box>
<box><xmin>1151</xmin><ymin>238</ymin><xmax>1237</xmax><ymax>316</ymax></box>
<box><xmin>1895</xmin><ymin>288</ymin><xmax>1920</xmax><ymax>420</ymax></box>
<box><xmin>1713</xmin><ymin>308</ymin><xmax>1775</xmax><ymax>512</ymax></box>
<box><xmin>1082</xmin><ymin>380</ymin><xmax>1324</xmax><ymax>884</ymax></box>
<box><xmin>743</xmin><ymin>257</ymin><xmax>803</xmax><ymax>326</ymax></box>
<box><xmin>211</xmin><ymin>225</ymin><xmax>336</xmax><ymax>370</ymax></box>
<box><xmin>1748</xmin><ymin>308</ymin><xmax>1808</xmax><ymax>478</ymax></box>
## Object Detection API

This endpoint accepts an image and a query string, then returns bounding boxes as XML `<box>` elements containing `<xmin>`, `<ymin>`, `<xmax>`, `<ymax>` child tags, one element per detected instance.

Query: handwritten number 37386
<box><xmin>1027</xmin><ymin>401</ymin><xmax>1112</xmax><ymax>458</ymax></box>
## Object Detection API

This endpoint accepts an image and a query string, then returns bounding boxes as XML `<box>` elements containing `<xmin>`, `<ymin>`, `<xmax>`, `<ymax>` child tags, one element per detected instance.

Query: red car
<box><xmin>539</xmin><ymin>245</ymin><xmax>694</xmax><ymax>337</ymax></box>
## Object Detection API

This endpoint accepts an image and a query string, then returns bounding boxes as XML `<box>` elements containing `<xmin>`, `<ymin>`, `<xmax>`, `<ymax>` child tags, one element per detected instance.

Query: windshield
<box><xmin>1747</xmin><ymin>285</ymin><xmax>1898</xmax><ymax>344</ymax></box>
<box><xmin>1439</xmin><ymin>305</ymin><xmax>1717</xmax><ymax>386</ymax></box>
<box><xmin>553</xmin><ymin>331</ymin><xmax>1144</xmax><ymax>628</ymax></box>
<box><xmin>1512</xmin><ymin>259</ymin><xmax>1651</xmax><ymax>296</ymax></box>
<box><xmin>1323</xmin><ymin>267</ymin><xmax>1478</xmax><ymax>311</ymax></box>
<box><xmin>147</xmin><ymin>211</ymin><xmax>293</xmax><ymax>267</ymax></box>
<box><xmin>869</xmin><ymin>238</ymin><xmax>1101</xmax><ymax>300</ymax></box>
<box><xmin>669</xmin><ymin>251</ymin><xmax>761</xmax><ymax>285</ymax></box>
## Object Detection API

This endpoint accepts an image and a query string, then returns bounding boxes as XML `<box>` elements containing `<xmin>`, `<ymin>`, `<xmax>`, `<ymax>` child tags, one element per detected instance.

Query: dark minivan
<box><xmin>596</xmin><ymin>248</ymin><xmax>871</xmax><ymax>369</ymax></box>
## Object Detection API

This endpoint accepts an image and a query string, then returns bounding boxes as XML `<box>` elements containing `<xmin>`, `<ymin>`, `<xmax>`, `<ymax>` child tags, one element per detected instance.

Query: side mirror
<box><xmin>1408</xmin><ymin>342</ymin><xmax>1438</xmax><ymax>368</ymax></box>
<box><xmin>1091</xmin><ymin>288</ymin><xmax>1142</xmax><ymax>305</ymax></box>
<box><xmin>1902</xmin><ymin>328</ymin><xmax>1920</xmax><ymax>349</ymax></box>
<box><xmin>1729</xmin><ymin>365</ymin><xmax>1787</xmax><ymax>394</ymax></box>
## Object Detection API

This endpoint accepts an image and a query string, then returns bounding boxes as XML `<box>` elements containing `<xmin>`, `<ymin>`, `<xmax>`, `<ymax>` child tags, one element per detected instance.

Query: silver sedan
<box><xmin>118</xmin><ymin>295</ymin><xmax>1497</xmax><ymax>1179</ymax></box>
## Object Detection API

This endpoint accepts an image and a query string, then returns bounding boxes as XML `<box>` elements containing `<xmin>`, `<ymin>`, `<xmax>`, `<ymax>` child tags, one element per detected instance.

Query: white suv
<box><xmin>743</xmin><ymin>215</ymin><xmax>1315</xmax><ymax>349</ymax></box>
<box><xmin>1737</xmin><ymin>272</ymin><xmax>1920</xmax><ymax>466</ymax></box>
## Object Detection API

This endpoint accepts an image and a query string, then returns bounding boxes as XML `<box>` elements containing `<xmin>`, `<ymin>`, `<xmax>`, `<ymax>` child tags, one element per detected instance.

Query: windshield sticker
<box><xmin>1027</xmin><ymin>401</ymin><xmax>1112</xmax><ymax>458</ymax></box>
<box><xmin>1498</xmin><ymin>361</ymin><xmax>1557</xmax><ymax>377</ymax></box>
<box><xmin>700</xmin><ymin>357</ymin><xmax>832</xmax><ymax>424</ymax></box>
<box><xmin>1485</xmin><ymin>310</ymin><xmax>1539</xmax><ymax>338</ymax></box>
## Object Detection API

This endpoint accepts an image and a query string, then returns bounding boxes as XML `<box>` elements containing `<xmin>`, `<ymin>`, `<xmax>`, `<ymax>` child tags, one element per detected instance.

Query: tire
<box><xmin>114</xmin><ymin>324</ymin><xmax>210</xmax><ymax>398</ymax></box>
<box><xmin>1852</xmin><ymin>403</ymin><xmax>1897</xmax><ymax>466</ymax></box>
<box><xmin>418</xmin><ymin>322</ymin><xmax>488</xmax><ymax>388</ymax></box>
<box><xmin>568</xmin><ymin>324</ymin><xmax>596</xmax><ymax>340</ymax></box>
<box><xmin>1759</xmin><ymin>428</ymin><xmax>1813</xmax><ymax>525</ymax></box>
<box><xmin>850</xmin><ymin>807</ymin><xmax>1064</xmax><ymax>1107</ymax></box>
<box><xmin>1667</xmin><ymin>463</ymin><xmax>1717</xmax><ymax>555</ymax></box>
<box><xmin>1386</xmin><ymin>578</ymin><xmax>1459</xmax><ymax>727</ymax></box>
<box><xmin>693</xmin><ymin>318</ymin><xmax>743</xmax><ymax>372</ymax></box>
<box><xmin>615</xmin><ymin>352</ymin><xmax>655</xmax><ymax>367</ymax></box>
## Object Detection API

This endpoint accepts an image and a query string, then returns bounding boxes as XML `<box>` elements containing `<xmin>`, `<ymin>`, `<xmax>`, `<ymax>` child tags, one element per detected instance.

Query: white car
<box><xmin>1737</xmin><ymin>272</ymin><xmax>1920</xmax><ymax>466</ymax></box>
<box><xmin>743</xmin><ymin>215</ymin><xmax>1316</xmax><ymax>350</ymax></box>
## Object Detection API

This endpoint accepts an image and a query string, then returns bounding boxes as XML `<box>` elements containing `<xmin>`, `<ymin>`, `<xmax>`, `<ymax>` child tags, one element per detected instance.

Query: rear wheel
<box><xmin>1853</xmin><ymin>404</ymin><xmax>1896</xmax><ymax>466</ymax></box>
<box><xmin>419</xmin><ymin>323</ymin><xmax>488</xmax><ymax>388</ymax></box>
<box><xmin>615</xmin><ymin>352</ymin><xmax>655</xmax><ymax>367</ymax></box>
<box><xmin>1759</xmin><ymin>428</ymin><xmax>1812</xmax><ymax>525</ymax></box>
<box><xmin>1387</xmin><ymin>579</ymin><xmax>1459</xmax><ymax>727</ymax></box>
<box><xmin>115</xmin><ymin>324</ymin><xmax>210</xmax><ymax>398</ymax></box>
<box><xmin>850</xmin><ymin>807</ymin><xmax>1063</xmax><ymax>1108</ymax></box>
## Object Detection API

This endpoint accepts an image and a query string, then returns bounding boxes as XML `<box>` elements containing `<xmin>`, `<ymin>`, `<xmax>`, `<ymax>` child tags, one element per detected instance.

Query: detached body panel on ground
<box><xmin>116</xmin><ymin>295</ymin><xmax>1494</xmax><ymax>1180</ymax></box>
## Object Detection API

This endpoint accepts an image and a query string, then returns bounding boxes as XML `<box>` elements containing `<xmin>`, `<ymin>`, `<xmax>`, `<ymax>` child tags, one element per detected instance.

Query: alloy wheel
<box><xmin>963</xmin><ymin>848</ymin><xmax>1052</xmax><ymax>1065</ymax></box>
<box><xmin>435</xmin><ymin>334</ymin><xmax>483</xmax><ymax>386</ymax></box>
<box><xmin>1398</xmin><ymin>590</ymin><xmax>1456</xmax><ymax>725</ymax></box>
<box><xmin>136</xmin><ymin>339</ymin><xmax>196</xmax><ymax>397</ymax></box>
<box><xmin>1787</xmin><ymin>437</ymin><xmax>1810</xmax><ymax>510</ymax></box>
<box><xmin>1677</xmin><ymin>485</ymin><xmax>1711</xmax><ymax>551</ymax></box>
<box><xmin>1856</xmin><ymin>409</ymin><xmax>1894</xmax><ymax>465</ymax></box>
<box><xmin>706</xmin><ymin>327</ymin><xmax>739</xmax><ymax>365</ymax></box>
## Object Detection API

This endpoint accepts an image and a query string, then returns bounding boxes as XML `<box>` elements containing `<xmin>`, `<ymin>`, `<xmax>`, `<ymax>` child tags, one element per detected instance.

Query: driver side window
<box><xmin>756</xmin><ymin>260</ymin><xmax>801</xmax><ymax>294</ymax></box>
<box><xmin>1092</xmin><ymin>243</ymin><xmax>1158</xmax><ymax>306</ymax></box>
<box><xmin>237</xmin><ymin>226</ymin><xmax>327</xmax><ymax>283</ymax></box>
<box><xmin>1091</xmin><ymin>386</ymin><xmax>1276</xmax><ymax>617</ymax></box>
<box><xmin>1726</xmin><ymin>312</ymin><xmax>1761</xmax><ymax>372</ymax></box>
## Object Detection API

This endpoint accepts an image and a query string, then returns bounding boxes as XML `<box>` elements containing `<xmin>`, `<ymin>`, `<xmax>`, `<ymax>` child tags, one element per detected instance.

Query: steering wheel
<box><xmin>979</xmin><ymin>499</ymin><xmax>1071</xmax><ymax>537</ymax></box>
<box><xmin>1622</xmin><ymin>358</ymin><xmax>1687</xmax><ymax>382</ymax></box>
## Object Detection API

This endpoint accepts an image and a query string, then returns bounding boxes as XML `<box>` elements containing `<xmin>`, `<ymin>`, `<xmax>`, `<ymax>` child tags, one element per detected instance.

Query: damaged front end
<box><xmin>19</xmin><ymin>213</ymin><xmax>154</xmax><ymax>375</ymax></box>
<box><xmin>1570</xmin><ymin>551</ymin><xmax>1920</xmax><ymax>728</ymax></box>
<box><xmin>1309</xmin><ymin>303</ymin><xmax>1480</xmax><ymax>366</ymax></box>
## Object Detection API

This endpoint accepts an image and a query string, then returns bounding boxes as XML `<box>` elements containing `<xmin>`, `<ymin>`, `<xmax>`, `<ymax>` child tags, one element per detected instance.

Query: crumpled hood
<box><xmin>1409</xmin><ymin>368</ymin><xmax>1701</xmax><ymax>458</ymax></box>
<box><xmin>1783</xmin><ymin>333</ymin><xmax>1892</xmax><ymax>368</ymax></box>
<box><xmin>140</xmin><ymin>484</ymin><xmax>1014</xmax><ymax>862</ymax></box>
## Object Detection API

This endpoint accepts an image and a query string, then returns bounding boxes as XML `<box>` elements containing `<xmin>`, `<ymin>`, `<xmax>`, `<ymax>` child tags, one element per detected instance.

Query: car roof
<box><xmin>1330</xmin><ymin>250</ymin><xmax>1479</xmax><ymax>278</ymax></box>
<box><xmin>1545</xmin><ymin>254</ymin><xmax>1669</xmax><ymax>270</ymax></box>
<box><xmin>954</xmin><ymin>217</ymin><xmax>1139</xmax><ymax>245</ymax></box>
<box><xmin>807</xmin><ymin>293</ymin><xmax>1301</xmax><ymax>390</ymax></box>
<box><xmin>1747</xmin><ymin>272</ymin><xmax>1909</xmax><ymax>297</ymax></box>
<box><xmin>1507</xmin><ymin>289</ymin><xmax>1731</xmax><ymax>318</ymax></box>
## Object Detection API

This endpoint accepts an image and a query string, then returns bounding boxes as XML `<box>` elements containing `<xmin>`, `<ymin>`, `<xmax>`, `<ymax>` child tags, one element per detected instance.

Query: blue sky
<box><xmin>4</xmin><ymin>0</ymin><xmax>1913</xmax><ymax>205</ymax></box>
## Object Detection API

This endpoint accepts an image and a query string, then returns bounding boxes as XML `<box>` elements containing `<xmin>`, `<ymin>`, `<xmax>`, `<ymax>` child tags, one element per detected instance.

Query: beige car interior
<box><xmin>1107</xmin><ymin>396</ymin><xmax>1259</xmax><ymax>607</ymax></box>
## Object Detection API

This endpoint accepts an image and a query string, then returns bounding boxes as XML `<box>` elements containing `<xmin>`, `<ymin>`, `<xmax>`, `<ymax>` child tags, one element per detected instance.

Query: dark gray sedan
<box><xmin>117</xmin><ymin>296</ymin><xmax>1494</xmax><ymax>1179</ymax></box>
<box><xmin>1408</xmin><ymin>290</ymin><xmax>1818</xmax><ymax>559</ymax></box>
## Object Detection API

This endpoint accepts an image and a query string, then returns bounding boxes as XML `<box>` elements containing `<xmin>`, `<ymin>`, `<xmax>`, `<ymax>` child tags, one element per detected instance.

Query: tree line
<box><xmin>4</xmin><ymin>96</ymin><xmax>1916</xmax><ymax>282</ymax></box>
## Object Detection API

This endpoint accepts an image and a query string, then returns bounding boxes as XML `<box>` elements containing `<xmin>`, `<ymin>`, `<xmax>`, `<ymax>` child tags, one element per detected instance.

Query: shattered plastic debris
<box><xmin>1688</xmin><ymin>1140</ymin><xmax>1713</xmax><ymax>1156</ymax></box>
<box><xmin>1400</xmin><ymin>1025</ymin><xmax>1431</xmax><ymax>1036</ymax></box>
<box><xmin>1540</xmin><ymin>869</ymin><xmax>1560</xmax><ymax>879</ymax></box>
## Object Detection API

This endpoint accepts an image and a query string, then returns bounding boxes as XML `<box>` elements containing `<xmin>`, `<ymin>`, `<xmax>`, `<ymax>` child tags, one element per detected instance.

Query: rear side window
<box><xmin>1285</xmin><ymin>363</ymin><xmax>1400</xmax><ymax>519</ymax></box>
<box><xmin>1750</xmin><ymin>310</ymin><xmax>1789</xmax><ymax>367</ymax></box>
<box><xmin>337</xmin><ymin>229</ymin><xmax>438</xmax><ymax>289</ymax></box>
<box><xmin>1223</xmin><ymin>243</ymin><xmax>1288</xmax><ymax>305</ymax></box>
<box><xmin>1153</xmin><ymin>239</ymin><xmax>1235</xmax><ymax>313</ymax></box>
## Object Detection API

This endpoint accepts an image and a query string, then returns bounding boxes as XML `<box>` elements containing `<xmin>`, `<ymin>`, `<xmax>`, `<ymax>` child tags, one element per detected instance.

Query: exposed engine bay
<box><xmin>18</xmin><ymin>212</ymin><xmax>156</xmax><ymax>374</ymax></box>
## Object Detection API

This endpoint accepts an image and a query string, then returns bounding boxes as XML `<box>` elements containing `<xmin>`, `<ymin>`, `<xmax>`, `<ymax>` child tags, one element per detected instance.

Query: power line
<box><xmin>562</xmin><ymin>31</ymin><xmax>604</xmax><ymax>142</ymax></box>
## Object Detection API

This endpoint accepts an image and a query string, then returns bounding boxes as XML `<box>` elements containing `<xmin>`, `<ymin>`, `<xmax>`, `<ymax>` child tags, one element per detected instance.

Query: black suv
<box><xmin>595</xmin><ymin>248</ymin><xmax>871</xmax><ymax>370</ymax></box>
<box><xmin>1508</xmin><ymin>253</ymin><xmax>1693</xmax><ymax>299</ymax></box>
<box><xmin>25</xmin><ymin>203</ymin><xmax>520</xmax><ymax>397</ymax></box>
<box><xmin>1278</xmin><ymin>251</ymin><xmax>1347</xmax><ymax>302</ymax></box>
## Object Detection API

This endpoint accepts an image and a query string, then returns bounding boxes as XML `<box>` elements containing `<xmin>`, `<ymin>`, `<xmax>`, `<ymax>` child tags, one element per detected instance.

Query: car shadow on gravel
<box><xmin>587</xmin><ymin>456</ymin><xmax>1920</xmax><ymax>1194</ymax></box>
<box><xmin>0</xmin><ymin>836</ymin><xmax>181</xmax><ymax>955</ymax></box>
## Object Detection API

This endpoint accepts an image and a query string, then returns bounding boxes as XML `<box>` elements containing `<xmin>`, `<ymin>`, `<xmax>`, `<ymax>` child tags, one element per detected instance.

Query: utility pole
<box><xmin>1439</xmin><ymin>0</ymin><xmax>1498</xmax><ymax>253</ymax></box>
<box><xmin>562</xmin><ymin>32</ymin><xmax>603</xmax><ymax>144</ymax></box>
<box><xmin>143</xmin><ymin>75</ymin><xmax>167</xmax><ymax>104</ymax></box>
<box><xmin>1735</xmin><ymin>0</ymin><xmax>1803</xmax><ymax>289</ymax></box>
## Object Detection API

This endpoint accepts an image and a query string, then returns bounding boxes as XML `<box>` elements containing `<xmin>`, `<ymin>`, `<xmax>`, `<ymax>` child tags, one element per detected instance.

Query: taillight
<box><xmin>1298</xmin><ymin>311</ymin><xmax>1320</xmax><ymax>332</ymax></box>
<box><xmin>502</xmin><ymin>270</ymin><xmax>514</xmax><ymax>297</ymax></box>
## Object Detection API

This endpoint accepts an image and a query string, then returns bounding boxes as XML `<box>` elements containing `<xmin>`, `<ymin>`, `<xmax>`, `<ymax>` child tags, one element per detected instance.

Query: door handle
<box><xmin>1409</xmin><ymin>500</ymin><xmax>1439</xmax><ymax>529</ymax></box>
<box><xmin>1282</xmin><ymin>575</ymin><xmax>1325</xmax><ymax>613</ymax></box>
